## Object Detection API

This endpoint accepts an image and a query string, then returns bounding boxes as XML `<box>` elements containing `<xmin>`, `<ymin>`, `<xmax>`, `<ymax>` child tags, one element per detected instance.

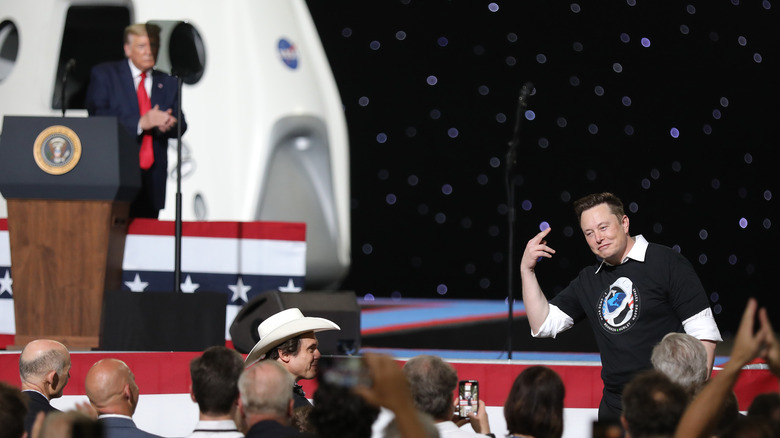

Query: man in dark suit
<box><xmin>85</xmin><ymin>23</ymin><xmax>186</xmax><ymax>218</ymax></box>
<box><xmin>19</xmin><ymin>339</ymin><xmax>72</xmax><ymax>436</ymax></box>
<box><xmin>85</xmin><ymin>358</ymin><xmax>163</xmax><ymax>438</ymax></box>
<box><xmin>237</xmin><ymin>360</ymin><xmax>304</xmax><ymax>438</ymax></box>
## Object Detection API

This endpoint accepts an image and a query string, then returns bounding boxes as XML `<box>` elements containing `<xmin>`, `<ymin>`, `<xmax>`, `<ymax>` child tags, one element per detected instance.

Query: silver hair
<box><xmin>651</xmin><ymin>332</ymin><xmax>709</xmax><ymax>392</ymax></box>
<box><xmin>238</xmin><ymin>360</ymin><xmax>293</xmax><ymax>417</ymax></box>
<box><xmin>403</xmin><ymin>355</ymin><xmax>458</xmax><ymax>420</ymax></box>
<box><xmin>19</xmin><ymin>347</ymin><xmax>68</xmax><ymax>381</ymax></box>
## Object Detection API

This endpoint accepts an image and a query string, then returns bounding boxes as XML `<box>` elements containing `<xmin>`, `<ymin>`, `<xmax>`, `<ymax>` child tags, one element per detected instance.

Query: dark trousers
<box><xmin>129</xmin><ymin>167</ymin><xmax>162</xmax><ymax>219</ymax></box>
<box><xmin>598</xmin><ymin>391</ymin><xmax>623</xmax><ymax>423</ymax></box>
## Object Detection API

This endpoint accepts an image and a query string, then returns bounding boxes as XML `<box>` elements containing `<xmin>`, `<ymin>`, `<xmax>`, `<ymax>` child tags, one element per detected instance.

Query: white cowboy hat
<box><xmin>244</xmin><ymin>308</ymin><xmax>340</xmax><ymax>365</ymax></box>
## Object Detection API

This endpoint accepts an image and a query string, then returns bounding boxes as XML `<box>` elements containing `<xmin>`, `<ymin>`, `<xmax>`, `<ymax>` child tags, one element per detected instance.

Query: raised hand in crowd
<box><xmin>674</xmin><ymin>298</ymin><xmax>773</xmax><ymax>438</ymax></box>
<box><xmin>353</xmin><ymin>353</ymin><xmax>431</xmax><ymax>438</ymax></box>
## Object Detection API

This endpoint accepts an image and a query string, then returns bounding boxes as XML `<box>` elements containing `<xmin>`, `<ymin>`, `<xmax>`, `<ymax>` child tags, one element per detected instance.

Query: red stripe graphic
<box><xmin>126</xmin><ymin>219</ymin><xmax>305</xmax><ymax>241</ymax></box>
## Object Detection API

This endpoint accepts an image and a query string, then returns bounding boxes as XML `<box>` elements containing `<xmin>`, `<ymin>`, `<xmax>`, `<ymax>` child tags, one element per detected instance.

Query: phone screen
<box><xmin>458</xmin><ymin>380</ymin><xmax>479</xmax><ymax>417</ymax></box>
<box><xmin>319</xmin><ymin>355</ymin><xmax>371</xmax><ymax>387</ymax></box>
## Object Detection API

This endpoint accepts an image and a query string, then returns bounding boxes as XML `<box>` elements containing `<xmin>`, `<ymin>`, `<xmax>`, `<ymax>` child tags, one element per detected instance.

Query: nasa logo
<box><xmin>597</xmin><ymin>276</ymin><xmax>640</xmax><ymax>334</ymax></box>
<box><xmin>278</xmin><ymin>38</ymin><xmax>299</xmax><ymax>69</ymax></box>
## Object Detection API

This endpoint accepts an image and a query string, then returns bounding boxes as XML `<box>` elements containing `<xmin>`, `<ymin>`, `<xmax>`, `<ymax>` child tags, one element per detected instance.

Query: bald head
<box><xmin>85</xmin><ymin>359</ymin><xmax>139</xmax><ymax>416</ymax></box>
<box><xmin>19</xmin><ymin>339</ymin><xmax>71</xmax><ymax>399</ymax></box>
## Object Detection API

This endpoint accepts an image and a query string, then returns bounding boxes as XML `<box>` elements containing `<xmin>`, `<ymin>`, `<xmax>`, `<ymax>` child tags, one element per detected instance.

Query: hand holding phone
<box><xmin>319</xmin><ymin>355</ymin><xmax>371</xmax><ymax>388</ymax></box>
<box><xmin>458</xmin><ymin>380</ymin><xmax>478</xmax><ymax>418</ymax></box>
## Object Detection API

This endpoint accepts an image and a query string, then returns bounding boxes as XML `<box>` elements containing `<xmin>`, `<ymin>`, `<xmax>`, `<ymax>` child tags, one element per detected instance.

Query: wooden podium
<box><xmin>0</xmin><ymin>116</ymin><xmax>140</xmax><ymax>349</ymax></box>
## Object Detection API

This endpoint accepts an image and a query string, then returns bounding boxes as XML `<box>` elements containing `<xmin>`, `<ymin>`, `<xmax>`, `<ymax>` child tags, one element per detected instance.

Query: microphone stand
<box><xmin>61</xmin><ymin>74</ymin><xmax>67</xmax><ymax>117</ymax></box>
<box><xmin>60</xmin><ymin>60</ymin><xmax>74</xmax><ymax>117</ymax></box>
<box><xmin>173</xmin><ymin>74</ymin><xmax>183</xmax><ymax>293</ymax></box>
<box><xmin>505</xmin><ymin>82</ymin><xmax>532</xmax><ymax>360</ymax></box>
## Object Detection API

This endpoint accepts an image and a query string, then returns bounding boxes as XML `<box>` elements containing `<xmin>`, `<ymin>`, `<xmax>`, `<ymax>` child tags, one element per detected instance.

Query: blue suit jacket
<box><xmin>99</xmin><ymin>416</ymin><xmax>164</xmax><ymax>438</ymax></box>
<box><xmin>85</xmin><ymin>59</ymin><xmax>186</xmax><ymax>211</ymax></box>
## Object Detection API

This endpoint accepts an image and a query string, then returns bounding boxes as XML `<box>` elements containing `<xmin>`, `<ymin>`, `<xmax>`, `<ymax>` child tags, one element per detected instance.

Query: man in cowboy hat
<box><xmin>244</xmin><ymin>308</ymin><xmax>340</xmax><ymax>408</ymax></box>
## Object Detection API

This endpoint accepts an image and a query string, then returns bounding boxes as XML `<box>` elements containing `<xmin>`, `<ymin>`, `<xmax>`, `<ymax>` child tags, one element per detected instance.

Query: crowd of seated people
<box><xmin>2</xmin><ymin>300</ymin><xmax>779</xmax><ymax>438</ymax></box>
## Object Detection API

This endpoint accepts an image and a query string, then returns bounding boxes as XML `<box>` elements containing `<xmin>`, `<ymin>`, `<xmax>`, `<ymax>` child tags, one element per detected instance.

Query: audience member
<box><xmin>309</xmin><ymin>380</ymin><xmax>379</xmax><ymax>438</ymax></box>
<box><xmin>244</xmin><ymin>308</ymin><xmax>340</xmax><ymax>408</ymax></box>
<box><xmin>675</xmin><ymin>298</ymin><xmax>780</xmax><ymax>438</ymax></box>
<box><xmin>237</xmin><ymin>360</ymin><xmax>303</xmax><ymax>438</ymax></box>
<box><xmin>353</xmin><ymin>353</ymin><xmax>439</xmax><ymax>438</ymax></box>
<box><xmin>504</xmin><ymin>366</ymin><xmax>565</xmax><ymax>438</ymax></box>
<box><xmin>85</xmin><ymin>358</ymin><xmax>162</xmax><ymax>438</ymax></box>
<box><xmin>652</xmin><ymin>332</ymin><xmax>710</xmax><ymax>395</ymax></box>
<box><xmin>403</xmin><ymin>354</ymin><xmax>490</xmax><ymax>437</ymax></box>
<box><xmin>748</xmin><ymin>392</ymin><xmax>780</xmax><ymax>436</ymax></box>
<box><xmin>622</xmin><ymin>370</ymin><xmax>689</xmax><ymax>438</ymax></box>
<box><xmin>712</xmin><ymin>391</ymin><xmax>741</xmax><ymax>438</ymax></box>
<box><xmin>722</xmin><ymin>416</ymin><xmax>773</xmax><ymax>438</ymax></box>
<box><xmin>19</xmin><ymin>340</ymin><xmax>72</xmax><ymax>436</ymax></box>
<box><xmin>0</xmin><ymin>381</ymin><xmax>27</xmax><ymax>438</ymax></box>
<box><xmin>38</xmin><ymin>410</ymin><xmax>103</xmax><ymax>438</ymax></box>
<box><xmin>187</xmin><ymin>346</ymin><xmax>245</xmax><ymax>438</ymax></box>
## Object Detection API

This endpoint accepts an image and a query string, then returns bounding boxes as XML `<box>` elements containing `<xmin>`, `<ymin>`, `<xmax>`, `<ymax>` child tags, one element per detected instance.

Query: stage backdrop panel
<box><xmin>0</xmin><ymin>218</ymin><xmax>306</xmax><ymax>347</ymax></box>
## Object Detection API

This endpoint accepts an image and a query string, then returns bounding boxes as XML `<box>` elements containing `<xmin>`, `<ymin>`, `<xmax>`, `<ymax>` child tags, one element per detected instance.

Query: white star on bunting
<box><xmin>0</xmin><ymin>269</ymin><xmax>13</xmax><ymax>296</ymax></box>
<box><xmin>228</xmin><ymin>276</ymin><xmax>251</xmax><ymax>303</ymax></box>
<box><xmin>180</xmin><ymin>275</ymin><xmax>200</xmax><ymax>293</ymax></box>
<box><xmin>125</xmin><ymin>273</ymin><xmax>149</xmax><ymax>292</ymax></box>
<box><xmin>278</xmin><ymin>278</ymin><xmax>302</xmax><ymax>293</ymax></box>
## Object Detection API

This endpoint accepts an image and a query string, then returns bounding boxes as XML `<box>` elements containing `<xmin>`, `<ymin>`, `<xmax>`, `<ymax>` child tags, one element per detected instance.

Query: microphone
<box><xmin>513</xmin><ymin>82</ymin><xmax>533</xmax><ymax>132</ymax></box>
<box><xmin>61</xmin><ymin>58</ymin><xmax>76</xmax><ymax>117</ymax></box>
<box><xmin>518</xmin><ymin>81</ymin><xmax>533</xmax><ymax>110</ymax></box>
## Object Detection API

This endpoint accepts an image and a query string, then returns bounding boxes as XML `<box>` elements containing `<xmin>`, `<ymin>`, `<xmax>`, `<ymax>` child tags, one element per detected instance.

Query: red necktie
<box><xmin>137</xmin><ymin>71</ymin><xmax>154</xmax><ymax>169</ymax></box>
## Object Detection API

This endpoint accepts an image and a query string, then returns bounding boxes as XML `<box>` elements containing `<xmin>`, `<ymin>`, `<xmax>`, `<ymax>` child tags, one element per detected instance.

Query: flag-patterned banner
<box><xmin>0</xmin><ymin>218</ymin><xmax>306</xmax><ymax>345</ymax></box>
<box><xmin>0</xmin><ymin>219</ymin><xmax>13</xmax><ymax>347</ymax></box>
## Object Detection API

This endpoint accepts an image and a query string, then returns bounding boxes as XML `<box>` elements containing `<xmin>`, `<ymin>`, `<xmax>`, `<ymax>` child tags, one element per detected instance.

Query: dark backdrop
<box><xmin>305</xmin><ymin>0</ymin><xmax>778</xmax><ymax>340</ymax></box>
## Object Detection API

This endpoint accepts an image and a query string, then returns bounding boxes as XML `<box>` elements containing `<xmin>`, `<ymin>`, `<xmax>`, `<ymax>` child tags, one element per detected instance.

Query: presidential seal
<box><xmin>33</xmin><ymin>125</ymin><xmax>82</xmax><ymax>175</ymax></box>
<box><xmin>597</xmin><ymin>276</ymin><xmax>640</xmax><ymax>334</ymax></box>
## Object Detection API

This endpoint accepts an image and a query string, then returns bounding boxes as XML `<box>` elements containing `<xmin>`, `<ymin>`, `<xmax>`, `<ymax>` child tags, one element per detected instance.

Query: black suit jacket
<box><xmin>245</xmin><ymin>420</ymin><xmax>303</xmax><ymax>438</ymax></box>
<box><xmin>293</xmin><ymin>384</ymin><xmax>311</xmax><ymax>408</ymax></box>
<box><xmin>23</xmin><ymin>391</ymin><xmax>58</xmax><ymax>436</ymax></box>
<box><xmin>85</xmin><ymin>59</ymin><xmax>186</xmax><ymax>212</ymax></box>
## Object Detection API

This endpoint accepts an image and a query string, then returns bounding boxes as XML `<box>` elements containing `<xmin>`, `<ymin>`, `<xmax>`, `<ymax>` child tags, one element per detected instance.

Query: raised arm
<box><xmin>520</xmin><ymin>227</ymin><xmax>556</xmax><ymax>333</ymax></box>
<box><xmin>353</xmin><ymin>353</ymin><xmax>429</xmax><ymax>438</ymax></box>
<box><xmin>759</xmin><ymin>306</ymin><xmax>780</xmax><ymax>380</ymax></box>
<box><xmin>675</xmin><ymin>298</ymin><xmax>768</xmax><ymax>438</ymax></box>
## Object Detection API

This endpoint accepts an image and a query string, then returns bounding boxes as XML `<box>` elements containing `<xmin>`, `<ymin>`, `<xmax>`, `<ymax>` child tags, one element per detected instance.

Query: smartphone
<box><xmin>318</xmin><ymin>355</ymin><xmax>371</xmax><ymax>388</ymax></box>
<box><xmin>458</xmin><ymin>380</ymin><xmax>479</xmax><ymax>417</ymax></box>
